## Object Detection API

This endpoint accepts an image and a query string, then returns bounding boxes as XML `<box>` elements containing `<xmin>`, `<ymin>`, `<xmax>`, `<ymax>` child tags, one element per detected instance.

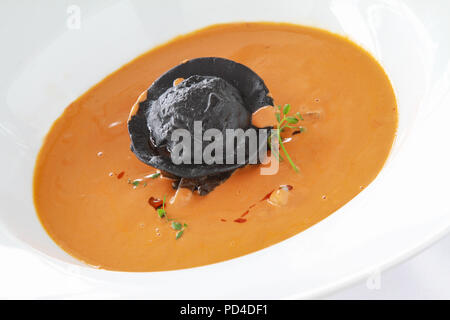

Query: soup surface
<box><xmin>34</xmin><ymin>22</ymin><xmax>397</xmax><ymax>271</ymax></box>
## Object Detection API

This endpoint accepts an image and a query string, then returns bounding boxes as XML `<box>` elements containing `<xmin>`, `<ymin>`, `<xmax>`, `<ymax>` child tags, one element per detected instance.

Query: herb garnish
<box><xmin>155</xmin><ymin>196</ymin><xmax>187</xmax><ymax>239</ymax></box>
<box><xmin>128</xmin><ymin>173</ymin><xmax>159</xmax><ymax>188</ymax></box>
<box><xmin>171</xmin><ymin>221</ymin><xmax>182</xmax><ymax>230</ymax></box>
<box><xmin>149</xmin><ymin>172</ymin><xmax>160</xmax><ymax>179</ymax></box>
<box><xmin>132</xmin><ymin>180</ymin><xmax>140</xmax><ymax>187</ymax></box>
<box><xmin>175</xmin><ymin>230</ymin><xmax>184</xmax><ymax>240</ymax></box>
<box><xmin>270</xmin><ymin>104</ymin><xmax>305</xmax><ymax>173</ymax></box>
<box><xmin>156</xmin><ymin>195</ymin><xmax>166</xmax><ymax>218</ymax></box>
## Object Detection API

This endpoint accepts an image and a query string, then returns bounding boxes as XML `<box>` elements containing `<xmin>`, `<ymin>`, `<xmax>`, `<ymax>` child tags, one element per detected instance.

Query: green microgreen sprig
<box><xmin>148</xmin><ymin>172</ymin><xmax>160</xmax><ymax>179</ymax></box>
<box><xmin>128</xmin><ymin>172</ymin><xmax>159</xmax><ymax>189</ymax></box>
<box><xmin>156</xmin><ymin>196</ymin><xmax>187</xmax><ymax>239</ymax></box>
<box><xmin>270</xmin><ymin>104</ymin><xmax>305</xmax><ymax>173</ymax></box>
<box><xmin>156</xmin><ymin>195</ymin><xmax>166</xmax><ymax>218</ymax></box>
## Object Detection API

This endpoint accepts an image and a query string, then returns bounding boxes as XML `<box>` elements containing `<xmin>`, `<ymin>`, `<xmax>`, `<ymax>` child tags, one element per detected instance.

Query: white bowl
<box><xmin>0</xmin><ymin>0</ymin><xmax>449</xmax><ymax>299</ymax></box>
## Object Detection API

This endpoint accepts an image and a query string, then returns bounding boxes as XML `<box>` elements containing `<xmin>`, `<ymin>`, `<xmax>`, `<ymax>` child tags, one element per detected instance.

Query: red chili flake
<box><xmin>117</xmin><ymin>171</ymin><xmax>125</xmax><ymax>179</ymax></box>
<box><xmin>234</xmin><ymin>218</ymin><xmax>247</xmax><ymax>223</ymax></box>
<box><xmin>220</xmin><ymin>219</ymin><xmax>227</xmax><ymax>222</ymax></box>
<box><xmin>261</xmin><ymin>190</ymin><xmax>274</xmax><ymax>201</ymax></box>
<box><xmin>241</xmin><ymin>210</ymin><xmax>249</xmax><ymax>217</ymax></box>
<box><xmin>148</xmin><ymin>197</ymin><xmax>163</xmax><ymax>209</ymax></box>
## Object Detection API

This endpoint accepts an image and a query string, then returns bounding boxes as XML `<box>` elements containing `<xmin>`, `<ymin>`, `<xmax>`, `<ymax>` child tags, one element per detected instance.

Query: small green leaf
<box><xmin>183</xmin><ymin>223</ymin><xmax>188</xmax><ymax>228</ymax></box>
<box><xmin>285</xmin><ymin>116</ymin><xmax>298</xmax><ymax>124</ymax></box>
<box><xmin>176</xmin><ymin>230</ymin><xmax>184</xmax><ymax>239</ymax></box>
<box><xmin>132</xmin><ymin>180</ymin><xmax>139</xmax><ymax>187</ymax></box>
<box><xmin>277</xmin><ymin>105</ymin><xmax>282</xmax><ymax>110</ymax></box>
<box><xmin>296</xmin><ymin>112</ymin><xmax>304</xmax><ymax>121</ymax></box>
<box><xmin>275</xmin><ymin>112</ymin><xmax>281</xmax><ymax>123</ymax></box>
<box><xmin>283</xmin><ymin>104</ymin><xmax>291</xmax><ymax>115</ymax></box>
<box><xmin>171</xmin><ymin>222</ymin><xmax>182</xmax><ymax>230</ymax></box>
<box><xmin>149</xmin><ymin>172</ymin><xmax>160</xmax><ymax>179</ymax></box>
<box><xmin>157</xmin><ymin>208</ymin><xmax>166</xmax><ymax>218</ymax></box>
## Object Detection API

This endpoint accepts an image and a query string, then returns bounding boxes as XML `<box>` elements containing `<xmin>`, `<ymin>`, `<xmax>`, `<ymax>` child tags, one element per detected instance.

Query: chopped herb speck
<box><xmin>157</xmin><ymin>208</ymin><xmax>166</xmax><ymax>218</ymax></box>
<box><xmin>171</xmin><ymin>222</ymin><xmax>182</xmax><ymax>230</ymax></box>
<box><xmin>149</xmin><ymin>172</ymin><xmax>161</xmax><ymax>179</ymax></box>
<box><xmin>176</xmin><ymin>230</ymin><xmax>184</xmax><ymax>240</ymax></box>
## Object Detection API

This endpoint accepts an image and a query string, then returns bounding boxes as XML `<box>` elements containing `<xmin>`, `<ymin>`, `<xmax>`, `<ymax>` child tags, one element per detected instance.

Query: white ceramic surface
<box><xmin>0</xmin><ymin>0</ymin><xmax>449</xmax><ymax>299</ymax></box>
<box><xmin>327</xmin><ymin>233</ymin><xmax>450</xmax><ymax>299</ymax></box>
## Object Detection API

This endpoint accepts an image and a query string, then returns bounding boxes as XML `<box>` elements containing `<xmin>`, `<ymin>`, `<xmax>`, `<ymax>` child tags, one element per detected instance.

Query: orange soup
<box><xmin>33</xmin><ymin>22</ymin><xmax>397</xmax><ymax>271</ymax></box>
